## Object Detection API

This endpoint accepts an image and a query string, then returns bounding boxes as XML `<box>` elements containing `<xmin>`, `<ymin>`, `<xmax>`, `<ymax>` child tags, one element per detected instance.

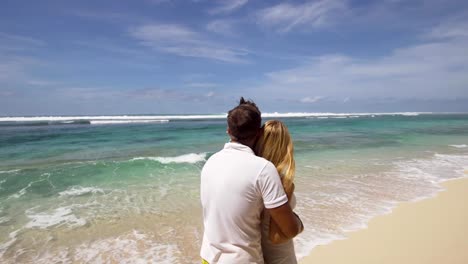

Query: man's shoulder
<box><xmin>204</xmin><ymin>148</ymin><xmax>272</xmax><ymax>170</ymax></box>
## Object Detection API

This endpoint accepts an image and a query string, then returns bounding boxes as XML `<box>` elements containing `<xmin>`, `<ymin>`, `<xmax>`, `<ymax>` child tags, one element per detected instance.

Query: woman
<box><xmin>255</xmin><ymin>120</ymin><xmax>298</xmax><ymax>264</ymax></box>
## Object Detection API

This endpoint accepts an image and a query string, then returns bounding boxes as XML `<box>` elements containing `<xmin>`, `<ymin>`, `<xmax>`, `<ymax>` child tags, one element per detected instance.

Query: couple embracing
<box><xmin>200</xmin><ymin>97</ymin><xmax>304</xmax><ymax>264</ymax></box>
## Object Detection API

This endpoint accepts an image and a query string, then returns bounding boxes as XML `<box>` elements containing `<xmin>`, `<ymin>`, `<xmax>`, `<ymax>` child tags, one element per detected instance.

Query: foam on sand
<box><xmin>58</xmin><ymin>186</ymin><xmax>105</xmax><ymax>197</ymax></box>
<box><xmin>0</xmin><ymin>229</ymin><xmax>21</xmax><ymax>259</ymax></box>
<box><xmin>294</xmin><ymin>152</ymin><xmax>468</xmax><ymax>260</ymax></box>
<box><xmin>130</xmin><ymin>153</ymin><xmax>207</xmax><ymax>164</ymax></box>
<box><xmin>74</xmin><ymin>230</ymin><xmax>179</xmax><ymax>264</ymax></box>
<box><xmin>25</xmin><ymin>206</ymin><xmax>87</xmax><ymax>229</ymax></box>
<box><xmin>299</xmin><ymin>178</ymin><xmax>468</xmax><ymax>264</ymax></box>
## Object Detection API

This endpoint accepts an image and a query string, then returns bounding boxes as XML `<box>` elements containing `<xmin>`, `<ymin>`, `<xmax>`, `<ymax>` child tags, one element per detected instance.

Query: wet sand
<box><xmin>300</xmin><ymin>176</ymin><xmax>468</xmax><ymax>264</ymax></box>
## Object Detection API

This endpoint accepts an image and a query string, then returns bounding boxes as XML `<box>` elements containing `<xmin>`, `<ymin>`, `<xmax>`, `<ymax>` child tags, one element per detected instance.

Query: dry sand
<box><xmin>300</xmin><ymin>176</ymin><xmax>468</xmax><ymax>264</ymax></box>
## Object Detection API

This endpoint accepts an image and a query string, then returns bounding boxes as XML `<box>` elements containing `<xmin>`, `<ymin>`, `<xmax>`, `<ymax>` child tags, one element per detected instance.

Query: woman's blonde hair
<box><xmin>255</xmin><ymin>120</ymin><xmax>295</xmax><ymax>196</ymax></box>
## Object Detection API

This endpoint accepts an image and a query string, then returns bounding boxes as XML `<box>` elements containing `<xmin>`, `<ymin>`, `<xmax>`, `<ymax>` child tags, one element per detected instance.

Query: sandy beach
<box><xmin>300</xmin><ymin>176</ymin><xmax>468</xmax><ymax>264</ymax></box>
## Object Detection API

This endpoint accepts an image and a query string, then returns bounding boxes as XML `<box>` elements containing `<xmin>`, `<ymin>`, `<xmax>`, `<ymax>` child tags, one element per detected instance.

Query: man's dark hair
<box><xmin>227</xmin><ymin>97</ymin><xmax>262</xmax><ymax>141</ymax></box>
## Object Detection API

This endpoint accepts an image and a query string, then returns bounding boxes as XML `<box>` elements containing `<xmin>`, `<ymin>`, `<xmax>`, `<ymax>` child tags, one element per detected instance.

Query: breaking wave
<box><xmin>130</xmin><ymin>153</ymin><xmax>207</xmax><ymax>164</ymax></box>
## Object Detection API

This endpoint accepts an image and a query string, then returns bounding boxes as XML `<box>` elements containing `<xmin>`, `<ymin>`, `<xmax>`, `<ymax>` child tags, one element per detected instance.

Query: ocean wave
<box><xmin>0</xmin><ymin>169</ymin><xmax>21</xmax><ymax>174</ymax></box>
<box><xmin>130</xmin><ymin>153</ymin><xmax>207</xmax><ymax>164</ymax></box>
<box><xmin>0</xmin><ymin>115</ymin><xmax>223</xmax><ymax>122</ymax></box>
<box><xmin>7</xmin><ymin>182</ymin><xmax>34</xmax><ymax>199</ymax></box>
<box><xmin>90</xmin><ymin>120</ymin><xmax>169</xmax><ymax>125</ymax></box>
<box><xmin>7</xmin><ymin>178</ymin><xmax>48</xmax><ymax>199</ymax></box>
<box><xmin>25</xmin><ymin>206</ymin><xmax>87</xmax><ymax>229</ymax></box>
<box><xmin>0</xmin><ymin>112</ymin><xmax>433</xmax><ymax>123</ymax></box>
<box><xmin>58</xmin><ymin>186</ymin><xmax>105</xmax><ymax>197</ymax></box>
<box><xmin>263</xmin><ymin>112</ymin><xmax>428</xmax><ymax>118</ymax></box>
<box><xmin>294</xmin><ymin>152</ymin><xmax>468</xmax><ymax>260</ymax></box>
<box><xmin>449</xmin><ymin>144</ymin><xmax>467</xmax><ymax>148</ymax></box>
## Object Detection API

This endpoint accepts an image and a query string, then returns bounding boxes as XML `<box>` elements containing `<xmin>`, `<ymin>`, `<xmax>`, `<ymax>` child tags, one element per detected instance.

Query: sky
<box><xmin>1</xmin><ymin>0</ymin><xmax>468</xmax><ymax>115</ymax></box>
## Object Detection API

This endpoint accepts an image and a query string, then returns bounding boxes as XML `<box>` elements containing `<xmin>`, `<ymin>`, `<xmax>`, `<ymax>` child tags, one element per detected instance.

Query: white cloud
<box><xmin>0</xmin><ymin>32</ymin><xmax>45</xmax><ymax>47</ymax></box>
<box><xmin>0</xmin><ymin>56</ymin><xmax>38</xmax><ymax>82</ymax></box>
<box><xmin>186</xmin><ymin>82</ymin><xmax>218</xmax><ymax>88</ymax></box>
<box><xmin>131</xmin><ymin>24</ymin><xmax>196</xmax><ymax>43</ymax></box>
<box><xmin>130</xmin><ymin>23</ymin><xmax>249</xmax><ymax>63</ymax></box>
<box><xmin>206</xmin><ymin>19</ymin><xmax>238</xmax><ymax>36</ymax></box>
<box><xmin>300</xmin><ymin>96</ymin><xmax>324</xmax><ymax>103</ymax></box>
<box><xmin>27</xmin><ymin>80</ymin><xmax>58</xmax><ymax>86</ymax></box>
<box><xmin>425</xmin><ymin>18</ymin><xmax>468</xmax><ymax>39</ymax></box>
<box><xmin>260</xmin><ymin>26</ymin><xmax>468</xmax><ymax>100</ymax></box>
<box><xmin>256</xmin><ymin>0</ymin><xmax>346</xmax><ymax>33</ymax></box>
<box><xmin>208</xmin><ymin>0</ymin><xmax>248</xmax><ymax>15</ymax></box>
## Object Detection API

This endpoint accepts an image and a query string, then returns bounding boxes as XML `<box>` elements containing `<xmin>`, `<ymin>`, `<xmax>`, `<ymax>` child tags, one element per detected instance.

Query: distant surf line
<box><xmin>0</xmin><ymin>112</ymin><xmax>433</xmax><ymax>123</ymax></box>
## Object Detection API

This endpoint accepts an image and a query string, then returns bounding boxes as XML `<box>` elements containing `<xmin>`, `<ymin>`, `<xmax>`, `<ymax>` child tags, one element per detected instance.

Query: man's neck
<box><xmin>230</xmin><ymin>139</ymin><xmax>255</xmax><ymax>150</ymax></box>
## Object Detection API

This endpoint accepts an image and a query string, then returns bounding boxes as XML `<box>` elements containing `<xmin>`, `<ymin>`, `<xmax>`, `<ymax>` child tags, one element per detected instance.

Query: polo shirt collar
<box><xmin>224</xmin><ymin>142</ymin><xmax>255</xmax><ymax>155</ymax></box>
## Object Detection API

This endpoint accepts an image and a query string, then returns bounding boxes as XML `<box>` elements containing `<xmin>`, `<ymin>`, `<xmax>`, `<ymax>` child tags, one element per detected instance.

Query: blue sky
<box><xmin>1</xmin><ymin>0</ymin><xmax>468</xmax><ymax>115</ymax></box>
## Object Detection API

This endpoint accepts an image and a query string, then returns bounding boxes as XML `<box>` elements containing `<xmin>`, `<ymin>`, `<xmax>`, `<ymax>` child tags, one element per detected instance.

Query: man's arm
<box><xmin>258</xmin><ymin>162</ymin><xmax>303</xmax><ymax>243</ymax></box>
<box><xmin>267</xmin><ymin>202</ymin><xmax>303</xmax><ymax>244</ymax></box>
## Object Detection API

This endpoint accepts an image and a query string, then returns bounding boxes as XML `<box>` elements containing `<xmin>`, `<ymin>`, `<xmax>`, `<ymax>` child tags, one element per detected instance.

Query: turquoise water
<box><xmin>1</xmin><ymin>113</ymin><xmax>468</xmax><ymax>263</ymax></box>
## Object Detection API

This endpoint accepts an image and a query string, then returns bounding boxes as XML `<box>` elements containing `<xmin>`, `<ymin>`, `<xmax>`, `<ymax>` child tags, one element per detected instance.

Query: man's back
<box><xmin>200</xmin><ymin>142</ymin><xmax>287</xmax><ymax>263</ymax></box>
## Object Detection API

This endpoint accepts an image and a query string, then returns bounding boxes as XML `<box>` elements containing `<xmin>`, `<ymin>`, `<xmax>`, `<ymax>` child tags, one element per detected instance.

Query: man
<box><xmin>200</xmin><ymin>97</ymin><xmax>303</xmax><ymax>263</ymax></box>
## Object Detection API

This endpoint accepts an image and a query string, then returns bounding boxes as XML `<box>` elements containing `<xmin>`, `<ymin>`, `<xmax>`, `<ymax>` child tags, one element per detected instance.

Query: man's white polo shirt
<box><xmin>200</xmin><ymin>142</ymin><xmax>288</xmax><ymax>263</ymax></box>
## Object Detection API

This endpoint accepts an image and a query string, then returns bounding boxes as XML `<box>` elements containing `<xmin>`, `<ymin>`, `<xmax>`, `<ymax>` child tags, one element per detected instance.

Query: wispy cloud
<box><xmin>425</xmin><ymin>18</ymin><xmax>468</xmax><ymax>39</ymax></box>
<box><xmin>26</xmin><ymin>80</ymin><xmax>58</xmax><ymax>86</ymax></box>
<box><xmin>256</xmin><ymin>0</ymin><xmax>347</xmax><ymax>33</ymax></box>
<box><xmin>0</xmin><ymin>33</ymin><xmax>47</xmax><ymax>86</ymax></box>
<box><xmin>0</xmin><ymin>56</ymin><xmax>39</xmax><ymax>82</ymax></box>
<box><xmin>208</xmin><ymin>0</ymin><xmax>248</xmax><ymax>15</ymax></box>
<box><xmin>0</xmin><ymin>32</ymin><xmax>45</xmax><ymax>47</ymax></box>
<box><xmin>56</xmin><ymin>86</ymin><xmax>220</xmax><ymax>103</ymax></box>
<box><xmin>73</xmin><ymin>40</ymin><xmax>145</xmax><ymax>56</ymax></box>
<box><xmin>0</xmin><ymin>32</ymin><xmax>46</xmax><ymax>52</ymax></box>
<box><xmin>186</xmin><ymin>82</ymin><xmax>219</xmax><ymax>88</ymax></box>
<box><xmin>130</xmin><ymin>23</ymin><xmax>249</xmax><ymax>63</ymax></box>
<box><xmin>146</xmin><ymin>0</ymin><xmax>172</xmax><ymax>4</ymax></box>
<box><xmin>260</xmin><ymin>22</ymin><xmax>468</xmax><ymax>100</ymax></box>
<box><xmin>71</xmin><ymin>10</ymin><xmax>147</xmax><ymax>24</ymax></box>
<box><xmin>206</xmin><ymin>19</ymin><xmax>238</xmax><ymax>36</ymax></box>
<box><xmin>300</xmin><ymin>96</ymin><xmax>324</xmax><ymax>103</ymax></box>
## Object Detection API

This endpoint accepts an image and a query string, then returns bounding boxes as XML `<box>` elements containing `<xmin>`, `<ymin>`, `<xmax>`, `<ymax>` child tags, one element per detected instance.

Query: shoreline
<box><xmin>300</xmin><ymin>176</ymin><xmax>468</xmax><ymax>264</ymax></box>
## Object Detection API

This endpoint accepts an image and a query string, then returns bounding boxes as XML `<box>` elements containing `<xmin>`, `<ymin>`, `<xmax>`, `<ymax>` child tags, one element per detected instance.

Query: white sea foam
<box><xmin>0</xmin><ymin>169</ymin><xmax>21</xmax><ymax>174</ymax></box>
<box><xmin>0</xmin><ymin>229</ymin><xmax>21</xmax><ymax>259</ymax></box>
<box><xmin>0</xmin><ymin>115</ymin><xmax>223</xmax><ymax>122</ymax></box>
<box><xmin>8</xmin><ymin>184</ymin><xmax>30</xmax><ymax>199</ymax></box>
<box><xmin>131</xmin><ymin>153</ymin><xmax>207</xmax><ymax>164</ymax></box>
<box><xmin>0</xmin><ymin>112</ymin><xmax>432</xmax><ymax>123</ymax></box>
<box><xmin>294</xmin><ymin>152</ymin><xmax>468</xmax><ymax>261</ymax></box>
<box><xmin>25</xmin><ymin>206</ymin><xmax>86</xmax><ymax>229</ymax></box>
<box><xmin>74</xmin><ymin>230</ymin><xmax>179</xmax><ymax>264</ymax></box>
<box><xmin>59</xmin><ymin>186</ymin><xmax>105</xmax><ymax>197</ymax></box>
<box><xmin>90</xmin><ymin>120</ymin><xmax>169</xmax><ymax>125</ymax></box>
<box><xmin>0</xmin><ymin>217</ymin><xmax>11</xmax><ymax>224</ymax></box>
<box><xmin>32</xmin><ymin>248</ymin><xmax>71</xmax><ymax>264</ymax></box>
<box><xmin>7</xmin><ymin>178</ymin><xmax>47</xmax><ymax>199</ymax></box>
<box><xmin>449</xmin><ymin>144</ymin><xmax>467</xmax><ymax>148</ymax></box>
<box><xmin>0</xmin><ymin>179</ymin><xmax>6</xmax><ymax>190</ymax></box>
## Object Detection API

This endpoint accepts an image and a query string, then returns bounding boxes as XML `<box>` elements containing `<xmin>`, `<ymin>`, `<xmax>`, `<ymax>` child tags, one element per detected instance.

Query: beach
<box><xmin>300</xmin><ymin>176</ymin><xmax>468</xmax><ymax>264</ymax></box>
<box><xmin>1</xmin><ymin>113</ymin><xmax>467</xmax><ymax>263</ymax></box>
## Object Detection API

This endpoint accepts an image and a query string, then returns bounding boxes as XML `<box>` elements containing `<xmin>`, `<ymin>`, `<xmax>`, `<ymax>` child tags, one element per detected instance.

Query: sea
<box><xmin>0</xmin><ymin>113</ymin><xmax>467</xmax><ymax>263</ymax></box>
